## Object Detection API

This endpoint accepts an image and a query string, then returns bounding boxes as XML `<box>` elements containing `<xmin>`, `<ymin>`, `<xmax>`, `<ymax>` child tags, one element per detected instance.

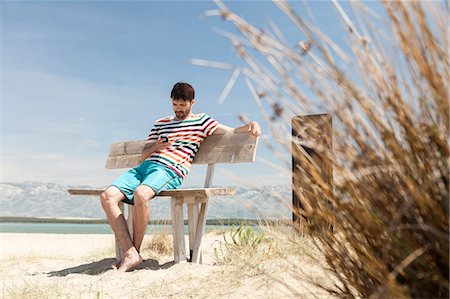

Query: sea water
<box><xmin>0</xmin><ymin>222</ymin><xmax>228</xmax><ymax>234</ymax></box>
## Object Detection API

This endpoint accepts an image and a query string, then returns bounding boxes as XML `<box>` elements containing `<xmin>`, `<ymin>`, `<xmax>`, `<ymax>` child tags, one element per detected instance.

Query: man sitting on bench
<box><xmin>100</xmin><ymin>82</ymin><xmax>261</xmax><ymax>272</ymax></box>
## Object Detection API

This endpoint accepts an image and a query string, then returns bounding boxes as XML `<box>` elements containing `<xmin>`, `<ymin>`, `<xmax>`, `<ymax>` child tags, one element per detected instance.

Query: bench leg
<box><xmin>187</xmin><ymin>203</ymin><xmax>199</xmax><ymax>262</ymax></box>
<box><xmin>115</xmin><ymin>201</ymin><xmax>125</xmax><ymax>261</ymax></box>
<box><xmin>171</xmin><ymin>197</ymin><xmax>186</xmax><ymax>263</ymax></box>
<box><xmin>191</xmin><ymin>199</ymin><xmax>209</xmax><ymax>264</ymax></box>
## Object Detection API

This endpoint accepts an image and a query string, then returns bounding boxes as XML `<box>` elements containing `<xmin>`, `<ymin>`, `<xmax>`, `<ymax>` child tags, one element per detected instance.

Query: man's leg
<box><xmin>100</xmin><ymin>186</ymin><xmax>143</xmax><ymax>271</ymax></box>
<box><xmin>132</xmin><ymin>185</ymin><xmax>155</xmax><ymax>253</ymax></box>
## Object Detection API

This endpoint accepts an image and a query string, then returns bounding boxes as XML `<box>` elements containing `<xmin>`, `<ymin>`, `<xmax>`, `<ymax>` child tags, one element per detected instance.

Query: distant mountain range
<box><xmin>0</xmin><ymin>181</ymin><xmax>292</xmax><ymax>220</ymax></box>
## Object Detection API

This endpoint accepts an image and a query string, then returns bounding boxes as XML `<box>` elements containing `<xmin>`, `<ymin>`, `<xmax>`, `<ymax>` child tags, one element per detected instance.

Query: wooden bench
<box><xmin>68</xmin><ymin>132</ymin><xmax>259</xmax><ymax>264</ymax></box>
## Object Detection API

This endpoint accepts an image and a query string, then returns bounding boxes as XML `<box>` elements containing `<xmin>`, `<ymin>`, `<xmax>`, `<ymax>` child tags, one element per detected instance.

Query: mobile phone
<box><xmin>161</xmin><ymin>135</ymin><xmax>169</xmax><ymax>143</ymax></box>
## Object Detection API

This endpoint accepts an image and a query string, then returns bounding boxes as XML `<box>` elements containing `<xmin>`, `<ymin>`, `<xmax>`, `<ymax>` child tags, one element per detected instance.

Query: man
<box><xmin>100</xmin><ymin>82</ymin><xmax>261</xmax><ymax>271</ymax></box>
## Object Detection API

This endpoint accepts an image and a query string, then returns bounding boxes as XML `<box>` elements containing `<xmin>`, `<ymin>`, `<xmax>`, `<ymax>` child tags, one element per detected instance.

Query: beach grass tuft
<box><xmin>203</xmin><ymin>1</ymin><xmax>449</xmax><ymax>298</ymax></box>
<box><xmin>142</xmin><ymin>230</ymin><xmax>173</xmax><ymax>258</ymax></box>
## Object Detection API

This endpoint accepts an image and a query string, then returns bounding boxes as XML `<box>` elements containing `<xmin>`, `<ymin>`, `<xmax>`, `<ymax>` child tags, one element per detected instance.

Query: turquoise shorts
<box><xmin>111</xmin><ymin>161</ymin><xmax>183</xmax><ymax>204</ymax></box>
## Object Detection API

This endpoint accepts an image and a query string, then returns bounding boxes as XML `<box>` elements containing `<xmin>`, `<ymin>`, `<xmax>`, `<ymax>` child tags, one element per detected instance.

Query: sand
<box><xmin>0</xmin><ymin>232</ymin><xmax>334</xmax><ymax>298</ymax></box>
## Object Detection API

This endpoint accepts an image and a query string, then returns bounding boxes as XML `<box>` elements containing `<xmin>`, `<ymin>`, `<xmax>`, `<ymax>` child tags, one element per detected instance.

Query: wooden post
<box><xmin>204</xmin><ymin>164</ymin><xmax>215</xmax><ymax>188</ymax></box>
<box><xmin>187</xmin><ymin>203</ymin><xmax>199</xmax><ymax>262</ymax></box>
<box><xmin>292</xmin><ymin>114</ymin><xmax>332</xmax><ymax>229</ymax></box>
<box><xmin>191</xmin><ymin>199</ymin><xmax>208</xmax><ymax>264</ymax></box>
<box><xmin>171</xmin><ymin>197</ymin><xmax>186</xmax><ymax>263</ymax></box>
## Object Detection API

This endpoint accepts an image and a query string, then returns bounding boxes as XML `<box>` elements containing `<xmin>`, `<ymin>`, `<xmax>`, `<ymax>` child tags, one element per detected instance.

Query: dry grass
<box><xmin>142</xmin><ymin>230</ymin><xmax>173</xmax><ymax>258</ymax></box>
<box><xmin>198</xmin><ymin>1</ymin><xmax>449</xmax><ymax>298</ymax></box>
<box><xmin>214</xmin><ymin>223</ymin><xmax>320</xmax><ymax>266</ymax></box>
<box><xmin>212</xmin><ymin>224</ymin><xmax>337</xmax><ymax>297</ymax></box>
<box><xmin>213</xmin><ymin>223</ymin><xmax>268</xmax><ymax>269</ymax></box>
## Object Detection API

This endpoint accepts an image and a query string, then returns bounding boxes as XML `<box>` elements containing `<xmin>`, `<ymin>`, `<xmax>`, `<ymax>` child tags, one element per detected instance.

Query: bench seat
<box><xmin>68</xmin><ymin>187</ymin><xmax>236</xmax><ymax>199</ymax></box>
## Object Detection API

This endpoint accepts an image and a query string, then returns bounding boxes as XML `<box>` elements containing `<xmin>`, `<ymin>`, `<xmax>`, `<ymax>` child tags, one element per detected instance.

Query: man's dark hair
<box><xmin>170</xmin><ymin>82</ymin><xmax>195</xmax><ymax>101</ymax></box>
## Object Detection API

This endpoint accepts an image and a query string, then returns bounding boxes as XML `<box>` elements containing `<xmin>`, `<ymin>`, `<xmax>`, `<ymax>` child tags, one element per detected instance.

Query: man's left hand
<box><xmin>247</xmin><ymin>121</ymin><xmax>261</xmax><ymax>137</ymax></box>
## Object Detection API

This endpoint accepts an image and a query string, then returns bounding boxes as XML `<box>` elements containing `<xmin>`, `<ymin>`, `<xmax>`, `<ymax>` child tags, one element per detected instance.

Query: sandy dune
<box><xmin>1</xmin><ymin>232</ymin><xmax>333</xmax><ymax>298</ymax></box>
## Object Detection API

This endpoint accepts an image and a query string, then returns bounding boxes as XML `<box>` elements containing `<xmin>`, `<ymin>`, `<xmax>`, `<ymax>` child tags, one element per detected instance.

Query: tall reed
<box><xmin>197</xmin><ymin>1</ymin><xmax>449</xmax><ymax>297</ymax></box>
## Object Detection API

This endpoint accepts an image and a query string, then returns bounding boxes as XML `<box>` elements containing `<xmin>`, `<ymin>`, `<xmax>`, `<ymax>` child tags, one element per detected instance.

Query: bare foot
<box><xmin>111</xmin><ymin>259</ymin><xmax>121</xmax><ymax>270</ymax></box>
<box><xmin>117</xmin><ymin>248</ymin><xmax>143</xmax><ymax>272</ymax></box>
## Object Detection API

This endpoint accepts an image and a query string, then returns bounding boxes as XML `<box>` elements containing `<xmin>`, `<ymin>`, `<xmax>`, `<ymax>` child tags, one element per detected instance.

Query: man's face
<box><xmin>172</xmin><ymin>98</ymin><xmax>194</xmax><ymax>120</ymax></box>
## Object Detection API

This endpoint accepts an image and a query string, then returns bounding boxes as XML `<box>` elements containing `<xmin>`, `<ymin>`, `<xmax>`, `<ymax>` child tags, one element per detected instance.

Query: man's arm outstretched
<box><xmin>213</xmin><ymin>121</ymin><xmax>261</xmax><ymax>137</ymax></box>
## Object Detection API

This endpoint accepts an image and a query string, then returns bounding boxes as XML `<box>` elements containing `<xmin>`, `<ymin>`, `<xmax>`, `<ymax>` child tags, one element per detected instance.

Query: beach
<box><xmin>1</xmin><ymin>232</ymin><xmax>333</xmax><ymax>298</ymax></box>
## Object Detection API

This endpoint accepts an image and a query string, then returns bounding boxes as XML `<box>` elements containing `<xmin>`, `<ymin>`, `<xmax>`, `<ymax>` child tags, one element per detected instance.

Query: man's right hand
<box><xmin>140</xmin><ymin>137</ymin><xmax>172</xmax><ymax>163</ymax></box>
<box><xmin>155</xmin><ymin>136</ymin><xmax>172</xmax><ymax>151</ymax></box>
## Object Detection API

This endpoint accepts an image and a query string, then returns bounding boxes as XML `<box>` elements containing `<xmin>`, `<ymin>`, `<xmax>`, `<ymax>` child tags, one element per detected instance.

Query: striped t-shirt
<box><xmin>146</xmin><ymin>113</ymin><xmax>219</xmax><ymax>179</ymax></box>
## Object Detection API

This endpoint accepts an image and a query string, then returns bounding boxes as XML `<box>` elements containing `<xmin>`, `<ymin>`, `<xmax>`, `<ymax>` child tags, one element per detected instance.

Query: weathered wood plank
<box><xmin>191</xmin><ymin>201</ymin><xmax>209</xmax><ymax>264</ymax></box>
<box><xmin>109</xmin><ymin>141</ymin><xmax>146</xmax><ymax>156</ymax></box>
<box><xmin>68</xmin><ymin>188</ymin><xmax>236</xmax><ymax>198</ymax></box>
<box><xmin>105</xmin><ymin>155</ymin><xmax>142</xmax><ymax>169</ymax></box>
<box><xmin>204</xmin><ymin>164</ymin><xmax>215</xmax><ymax>188</ymax></box>
<box><xmin>159</xmin><ymin>188</ymin><xmax>236</xmax><ymax>197</ymax></box>
<box><xmin>187</xmin><ymin>203</ymin><xmax>199</xmax><ymax>262</ymax></box>
<box><xmin>171</xmin><ymin>197</ymin><xmax>186</xmax><ymax>263</ymax></box>
<box><xmin>175</xmin><ymin>196</ymin><xmax>208</xmax><ymax>204</ymax></box>
<box><xmin>194</xmin><ymin>145</ymin><xmax>257</xmax><ymax>164</ymax></box>
<box><xmin>68</xmin><ymin>189</ymin><xmax>104</xmax><ymax>196</ymax></box>
<box><xmin>170</xmin><ymin>198</ymin><xmax>180</xmax><ymax>263</ymax></box>
<box><xmin>104</xmin><ymin>132</ymin><xmax>259</xmax><ymax>169</ymax></box>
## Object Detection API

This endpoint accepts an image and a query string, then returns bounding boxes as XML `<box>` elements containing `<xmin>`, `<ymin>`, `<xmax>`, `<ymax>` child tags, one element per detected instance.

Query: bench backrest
<box><xmin>105</xmin><ymin>132</ymin><xmax>259</xmax><ymax>187</ymax></box>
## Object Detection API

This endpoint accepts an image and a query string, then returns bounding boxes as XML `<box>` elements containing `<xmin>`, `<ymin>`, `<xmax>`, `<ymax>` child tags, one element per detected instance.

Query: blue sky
<box><xmin>1</xmin><ymin>1</ymin><xmax>351</xmax><ymax>188</ymax></box>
